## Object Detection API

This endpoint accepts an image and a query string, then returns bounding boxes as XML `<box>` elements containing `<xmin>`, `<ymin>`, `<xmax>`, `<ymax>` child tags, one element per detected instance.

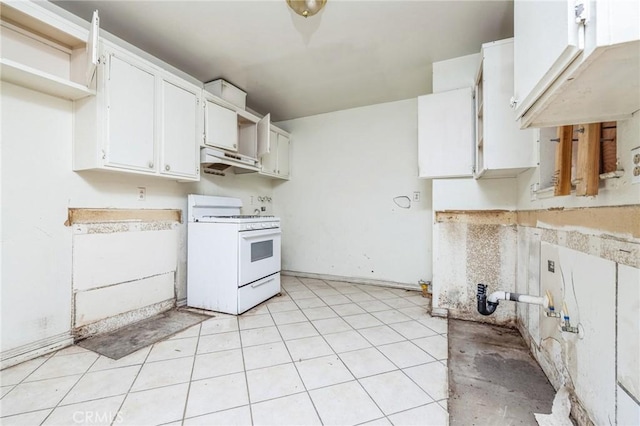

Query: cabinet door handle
<box><xmin>165</xmin><ymin>164</ymin><xmax>171</xmax><ymax>171</ymax></box>
<box><xmin>251</xmin><ymin>278</ymin><xmax>275</xmax><ymax>288</ymax></box>
<box><xmin>148</xmin><ymin>161</ymin><xmax>154</xmax><ymax>168</ymax></box>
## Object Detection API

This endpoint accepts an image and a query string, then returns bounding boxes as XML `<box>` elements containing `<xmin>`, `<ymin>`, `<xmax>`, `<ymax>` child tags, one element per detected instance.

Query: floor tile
<box><xmin>347</xmin><ymin>292</ymin><xmax>376</xmax><ymax>302</ymax></box>
<box><xmin>364</xmin><ymin>289</ymin><xmax>398</xmax><ymax>300</ymax></box>
<box><xmin>331</xmin><ymin>285</ymin><xmax>364</xmax><ymax>295</ymax></box>
<box><xmin>146</xmin><ymin>337</ymin><xmax>198</xmax><ymax>362</ymax></box>
<box><xmin>360</xmin><ymin>417</ymin><xmax>393</xmax><ymax>425</ymax></box>
<box><xmin>377</xmin><ymin>341</ymin><xmax>436</xmax><ymax>369</ymax></box>
<box><xmin>0</xmin><ymin>409</ymin><xmax>52</xmax><ymax>425</ymax></box>
<box><xmin>0</xmin><ymin>375</ymin><xmax>80</xmax><ymax>417</ymax></box>
<box><xmin>413</xmin><ymin>335</ymin><xmax>448</xmax><ymax>360</ymax></box>
<box><xmin>312</xmin><ymin>288</ymin><xmax>341</xmax><ymax>297</ymax></box>
<box><xmin>342</xmin><ymin>313</ymin><xmax>384</xmax><ymax>329</ymax></box>
<box><xmin>311</xmin><ymin>317</ymin><xmax>352</xmax><ymax>335</ymax></box>
<box><xmin>1</xmin><ymin>385</ymin><xmax>14</xmax><ymax>398</ymax></box>
<box><xmin>371</xmin><ymin>309</ymin><xmax>412</xmax><ymax>325</ymax></box>
<box><xmin>418</xmin><ymin>316</ymin><xmax>449</xmax><ymax>334</ymax></box>
<box><xmin>277</xmin><ymin>322</ymin><xmax>319</xmax><ymax>340</ymax></box>
<box><xmin>383</xmin><ymin>297</ymin><xmax>419</xmax><ymax>309</ymax></box>
<box><xmin>398</xmin><ymin>306</ymin><xmax>431</xmax><ymax>320</ymax></box>
<box><xmin>438</xmin><ymin>398</ymin><xmax>448</xmax><ymax>410</ymax></box>
<box><xmin>252</xmin><ymin>392</ymin><xmax>321</xmax><ymax>426</ymax></box>
<box><xmin>271</xmin><ymin>309</ymin><xmax>307</xmax><ymax>325</ymax></box>
<box><xmin>405</xmin><ymin>294</ymin><xmax>432</xmax><ymax>307</ymax></box>
<box><xmin>301</xmin><ymin>306</ymin><xmax>337</xmax><ymax>320</ymax></box>
<box><xmin>295</xmin><ymin>355</ymin><xmax>354</xmax><ymax>390</ymax></box>
<box><xmin>331</xmin><ymin>303</ymin><xmax>366</xmax><ymax>317</ymax></box>
<box><xmin>357</xmin><ymin>300</ymin><xmax>392</xmax><ymax>313</ymax></box>
<box><xmin>61</xmin><ymin>365</ymin><xmax>139</xmax><ymax>405</ymax></box>
<box><xmin>130</xmin><ymin>356</ymin><xmax>193</xmax><ymax>392</ymax></box>
<box><xmin>293</xmin><ymin>297</ymin><xmax>327</xmax><ymax>309</ymax></box>
<box><xmin>197</xmin><ymin>331</ymin><xmax>241</xmax><ymax>354</ymax></box>
<box><xmin>240</xmin><ymin>326</ymin><xmax>282</xmax><ymax>347</ymax></box>
<box><xmin>246</xmin><ymin>363</ymin><xmax>304</xmax><ymax>403</ymax></box>
<box><xmin>324</xmin><ymin>330</ymin><xmax>372</xmax><ymax>353</ymax></box>
<box><xmin>23</xmin><ymin>352</ymin><xmax>98</xmax><ymax>382</ymax></box>
<box><xmin>168</xmin><ymin>324</ymin><xmax>201</xmax><ymax>340</ymax></box>
<box><xmin>88</xmin><ymin>347</ymin><xmax>151</xmax><ymax>373</ymax></box>
<box><xmin>183</xmin><ymin>405</ymin><xmax>251</xmax><ymax>426</ymax></box>
<box><xmin>403</xmin><ymin>362</ymin><xmax>448</xmax><ymax>401</ymax></box>
<box><xmin>390</xmin><ymin>320</ymin><xmax>438</xmax><ymax>340</ymax></box>
<box><xmin>238</xmin><ymin>314</ymin><xmax>275</xmax><ymax>330</ymax></box>
<box><xmin>309</xmin><ymin>381</ymin><xmax>383</xmax><ymax>425</ymax></box>
<box><xmin>358</xmin><ymin>325</ymin><xmax>406</xmax><ymax>346</ymax></box>
<box><xmin>387</xmin><ymin>402</ymin><xmax>448</xmax><ymax>426</ymax></box>
<box><xmin>320</xmin><ymin>294</ymin><xmax>352</xmax><ymax>305</ymax></box>
<box><xmin>0</xmin><ymin>355</ymin><xmax>50</xmax><ymax>386</ymax></box>
<box><xmin>338</xmin><ymin>348</ymin><xmax>396</xmax><ymax>378</ymax></box>
<box><xmin>267</xmin><ymin>300</ymin><xmax>299</xmax><ymax>313</ymax></box>
<box><xmin>53</xmin><ymin>346</ymin><xmax>95</xmax><ymax>357</ymax></box>
<box><xmin>285</xmin><ymin>336</ymin><xmax>335</xmax><ymax>361</ymax></box>
<box><xmin>288</xmin><ymin>289</ymin><xmax>317</xmax><ymax>300</ymax></box>
<box><xmin>200</xmin><ymin>317</ymin><xmax>238</xmax><ymax>335</ymax></box>
<box><xmin>119</xmin><ymin>382</ymin><xmax>189</xmax><ymax>425</ymax></box>
<box><xmin>192</xmin><ymin>349</ymin><xmax>244</xmax><ymax>380</ymax></box>
<box><xmin>242</xmin><ymin>303</ymin><xmax>270</xmax><ymax>316</ymax></box>
<box><xmin>44</xmin><ymin>395</ymin><xmax>124</xmax><ymax>425</ymax></box>
<box><xmin>359</xmin><ymin>370</ymin><xmax>433</xmax><ymax>415</ymax></box>
<box><xmin>243</xmin><ymin>341</ymin><xmax>291</xmax><ymax>370</ymax></box>
<box><xmin>185</xmin><ymin>373</ymin><xmax>248</xmax><ymax>418</ymax></box>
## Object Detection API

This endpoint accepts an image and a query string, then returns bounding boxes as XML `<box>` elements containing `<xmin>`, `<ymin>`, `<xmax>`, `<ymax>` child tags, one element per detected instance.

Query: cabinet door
<box><xmin>257</xmin><ymin>113</ymin><xmax>271</xmax><ymax>157</ymax></box>
<box><xmin>261</xmin><ymin>130</ymin><xmax>278</xmax><ymax>175</ymax></box>
<box><xmin>276</xmin><ymin>133</ymin><xmax>290</xmax><ymax>178</ymax></box>
<box><xmin>513</xmin><ymin>0</ymin><xmax>582</xmax><ymax>120</ymax></box>
<box><xmin>160</xmin><ymin>78</ymin><xmax>199</xmax><ymax>179</ymax></box>
<box><xmin>105</xmin><ymin>53</ymin><xmax>156</xmax><ymax>171</ymax></box>
<box><xmin>418</xmin><ymin>87</ymin><xmax>474</xmax><ymax>178</ymax></box>
<box><xmin>205</xmin><ymin>100</ymin><xmax>237</xmax><ymax>151</ymax></box>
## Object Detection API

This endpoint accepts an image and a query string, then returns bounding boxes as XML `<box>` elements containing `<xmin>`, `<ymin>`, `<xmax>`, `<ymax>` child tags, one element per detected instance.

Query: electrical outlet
<box><xmin>137</xmin><ymin>187</ymin><xmax>146</xmax><ymax>201</ymax></box>
<box><xmin>413</xmin><ymin>191</ymin><xmax>421</xmax><ymax>202</ymax></box>
<box><xmin>632</xmin><ymin>147</ymin><xmax>640</xmax><ymax>184</ymax></box>
<box><xmin>548</xmin><ymin>260</ymin><xmax>555</xmax><ymax>273</ymax></box>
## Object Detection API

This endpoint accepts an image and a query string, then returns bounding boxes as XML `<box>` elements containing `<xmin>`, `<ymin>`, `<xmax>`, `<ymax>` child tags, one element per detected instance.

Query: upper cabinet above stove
<box><xmin>513</xmin><ymin>0</ymin><xmax>640</xmax><ymax>128</ymax></box>
<box><xmin>0</xmin><ymin>1</ymin><xmax>99</xmax><ymax>100</ymax></box>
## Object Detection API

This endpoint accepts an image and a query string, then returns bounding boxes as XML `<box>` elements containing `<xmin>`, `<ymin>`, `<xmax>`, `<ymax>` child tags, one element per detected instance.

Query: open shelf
<box><xmin>1</xmin><ymin>58</ymin><xmax>94</xmax><ymax>100</ymax></box>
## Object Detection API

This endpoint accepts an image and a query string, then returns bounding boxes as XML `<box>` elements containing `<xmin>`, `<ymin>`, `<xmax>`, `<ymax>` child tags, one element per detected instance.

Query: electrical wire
<box><xmin>393</xmin><ymin>196</ymin><xmax>411</xmax><ymax>209</ymax></box>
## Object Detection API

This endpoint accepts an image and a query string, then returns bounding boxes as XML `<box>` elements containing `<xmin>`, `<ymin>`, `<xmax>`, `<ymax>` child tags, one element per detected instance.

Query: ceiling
<box><xmin>53</xmin><ymin>0</ymin><xmax>514</xmax><ymax>121</ymax></box>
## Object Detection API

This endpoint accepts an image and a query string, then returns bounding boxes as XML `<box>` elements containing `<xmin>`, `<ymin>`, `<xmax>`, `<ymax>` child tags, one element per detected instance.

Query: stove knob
<box><xmin>249</xmin><ymin>224</ymin><xmax>256</xmax><ymax>230</ymax></box>
<box><xmin>262</xmin><ymin>223</ymin><xmax>268</xmax><ymax>228</ymax></box>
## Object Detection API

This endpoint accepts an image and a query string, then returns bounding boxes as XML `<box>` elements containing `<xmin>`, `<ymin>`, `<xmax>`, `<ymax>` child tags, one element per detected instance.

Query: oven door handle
<box><xmin>251</xmin><ymin>277</ymin><xmax>275</xmax><ymax>288</ymax></box>
<box><xmin>240</xmin><ymin>229</ymin><xmax>281</xmax><ymax>240</ymax></box>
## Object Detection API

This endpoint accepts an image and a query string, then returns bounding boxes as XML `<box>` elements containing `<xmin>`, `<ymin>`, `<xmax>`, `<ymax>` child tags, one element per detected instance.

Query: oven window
<box><xmin>251</xmin><ymin>240</ymin><xmax>273</xmax><ymax>262</ymax></box>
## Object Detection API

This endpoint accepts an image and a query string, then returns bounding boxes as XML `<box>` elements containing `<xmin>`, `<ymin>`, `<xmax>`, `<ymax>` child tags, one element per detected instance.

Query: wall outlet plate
<box><xmin>548</xmin><ymin>260</ymin><xmax>555</xmax><ymax>273</ymax></box>
<box><xmin>631</xmin><ymin>146</ymin><xmax>640</xmax><ymax>184</ymax></box>
<box><xmin>413</xmin><ymin>191</ymin><xmax>421</xmax><ymax>202</ymax></box>
<box><xmin>137</xmin><ymin>187</ymin><xmax>146</xmax><ymax>201</ymax></box>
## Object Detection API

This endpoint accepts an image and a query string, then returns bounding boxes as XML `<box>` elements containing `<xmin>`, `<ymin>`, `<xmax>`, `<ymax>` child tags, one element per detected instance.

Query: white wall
<box><xmin>1</xmin><ymin>82</ymin><xmax>274</xmax><ymax>363</ymax></box>
<box><xmin>273</xmin><ymin>99</ymin><xmax>431</xmax><ymax>286</ymax></box>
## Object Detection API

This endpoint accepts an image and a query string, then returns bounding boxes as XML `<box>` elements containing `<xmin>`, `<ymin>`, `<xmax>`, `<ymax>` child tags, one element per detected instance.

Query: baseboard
<box><xmin>1</xmin><ymin>332</ymin><xmax>73</xmax><ymax>369</ymax></box>
<box><xmin>282</xmin><ymin>270</ymin><xmax>421</xmax><ymax>291</ymax></box>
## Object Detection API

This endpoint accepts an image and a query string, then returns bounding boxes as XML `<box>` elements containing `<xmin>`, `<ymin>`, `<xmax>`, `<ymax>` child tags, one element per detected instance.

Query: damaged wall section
<box><xmin>70</xmin><ymin>209</ymin><xmax>180</xmax><ymax>339</ymax></box>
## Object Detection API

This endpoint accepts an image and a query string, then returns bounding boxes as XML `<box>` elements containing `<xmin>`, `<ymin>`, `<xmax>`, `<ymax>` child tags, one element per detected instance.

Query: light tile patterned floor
<box><xmin>0</xmin><ymin>276</ymin><xmax>449</xmax><ymax>426</ymax></box>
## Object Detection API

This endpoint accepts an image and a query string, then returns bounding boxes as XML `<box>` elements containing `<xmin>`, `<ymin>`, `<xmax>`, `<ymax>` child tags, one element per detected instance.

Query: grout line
<box><xmin>179</xmin><ymin>322</ymin><xmax>203</xmax><ymax>425</ymax></box>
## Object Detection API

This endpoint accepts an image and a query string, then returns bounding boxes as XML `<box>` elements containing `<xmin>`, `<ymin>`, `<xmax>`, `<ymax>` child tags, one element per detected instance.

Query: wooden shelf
<box><xmin>0</xmin><ymin>58</ymin><xmax>94</xmax><ymax>100</ymax></box>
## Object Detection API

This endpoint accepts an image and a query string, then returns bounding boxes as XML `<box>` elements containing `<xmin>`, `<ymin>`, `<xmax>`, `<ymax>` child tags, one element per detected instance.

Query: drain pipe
<box><xmin>477</xmin><ymin>283</ymin><xmax>549</xmax><ymax>316</ymax></box>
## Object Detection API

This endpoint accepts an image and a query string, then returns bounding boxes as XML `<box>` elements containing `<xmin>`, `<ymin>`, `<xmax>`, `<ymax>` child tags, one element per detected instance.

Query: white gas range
<box><xmin>187</xmin><ymin>194</ymin><xmax>281</xmax><ymax>314</ymax></box>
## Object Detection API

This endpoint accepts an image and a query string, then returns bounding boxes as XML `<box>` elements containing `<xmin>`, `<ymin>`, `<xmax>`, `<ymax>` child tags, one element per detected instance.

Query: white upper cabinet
<box><xmin>476</xmin><ymin>39</ymin><xmax>537</xmax><ymax>178</ymax></box>
<box><xmin>0</xmin><ymin>1</ymin><xmax>98</xmax><ymax>100</ymax></box>
<box><xmin>160</xmin><ymin>76</ymin><xmax>201</xmax><ymax>178</ymax></box>
<box><xmin>73</xmin><ymin>41</ymin><xmax>201</xmax><ymax>181</ymax></box>
<box><xmin>259</xmin><ymin>126</ymin><xmax>290</xmax><ymax>180</ymax></box>
<box><xmin>514</xmin><ymin>0</ymin><xmax>640</xmax><ymax>128</ymax></box>
<box><xmin>418</xmin><ymin>87</ymin><xmax>475</xmax><ymax>178</ymax></box>
<box><xmin>204</xmin><ymin>97</ymin><xmax>238</xmax><ymax>152</ymax></box>
<box><xmin>105</xmin><ymin>51</ymin><xmax>156</xmax><ymax>171</ymax></box>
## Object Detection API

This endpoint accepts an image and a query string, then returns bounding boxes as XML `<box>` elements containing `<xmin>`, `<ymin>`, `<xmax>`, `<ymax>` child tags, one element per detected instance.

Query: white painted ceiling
<box><xmin>53</xmin><ymin>0</ymin><xmax>514</xmax><ymax>121</ymax></box>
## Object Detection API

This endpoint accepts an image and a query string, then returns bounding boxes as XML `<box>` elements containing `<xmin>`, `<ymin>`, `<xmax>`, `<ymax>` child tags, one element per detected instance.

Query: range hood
<box><xmin>200</xmin><ymin>147</ymin><xmax>259</xmax><ymax>176</ymax></box>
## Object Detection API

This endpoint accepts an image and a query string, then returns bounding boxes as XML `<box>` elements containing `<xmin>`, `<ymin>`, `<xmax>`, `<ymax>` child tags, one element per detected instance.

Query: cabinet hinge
<box><xmin>574</xmin><ymin>0</ymin><xmax>589</xmax><ymax>24</ymax></box>
<box><xmin>101</xmin><ymin>149</ymin><xmax>106</xmax><ymax>160</ymax></box>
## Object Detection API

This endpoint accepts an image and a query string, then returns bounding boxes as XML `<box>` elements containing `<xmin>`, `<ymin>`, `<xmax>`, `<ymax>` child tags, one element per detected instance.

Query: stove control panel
<box><xmin>240</xmin><ymin>222</ymin><xmax>280</xmax><ymax>231</ymax></box>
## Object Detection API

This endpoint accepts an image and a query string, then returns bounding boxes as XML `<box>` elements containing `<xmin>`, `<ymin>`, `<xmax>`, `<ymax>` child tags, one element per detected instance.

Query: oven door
<box><xmin>238</xmin><ymin>228</ymin><xmax>281</xmax><ymax>287</ymax></box>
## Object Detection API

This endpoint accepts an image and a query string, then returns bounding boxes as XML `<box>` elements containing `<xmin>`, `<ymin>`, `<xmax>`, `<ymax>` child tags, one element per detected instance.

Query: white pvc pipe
<box><xmin>488</xmin><ymin>291</ymin><xmax>549</xmax><ymax>309</ymax></box>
